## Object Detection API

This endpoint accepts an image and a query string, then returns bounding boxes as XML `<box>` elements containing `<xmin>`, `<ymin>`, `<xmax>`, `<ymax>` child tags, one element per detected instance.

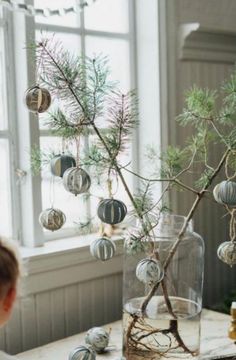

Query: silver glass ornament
<box><xmin>85</xmin><ymin>327</ymin><xmax>109</xmax><ymax>353</ymax></box>
<box><xmin>217</xmin><ymin>241</ymin><xmax>236</xmax><ymax>266</ymax></box>
<box><xmin>213</xmin><ymin>181</ymin><xmax>236</xmax><ymax>206</ymax></box>
<box><xmin>68</xmin><ymin>346</ymin><xmax>96</xmax><ymax>360</ymax></box>
<box><xmin>50</xmin><ymin>154</ymin><xmax>76</xmax><ymax>177</ymax></box>
<box><xmin>97</xmin><ymin>199</ymin><xmax>127</xmax><ymax>225</ymax></box>
<box><xmin>90</xmin><ymin>237</ymin><xmax>116</xmax><ymax>261</ymax></box>
<box><xmin>63</xmin><ymin>167</ymin><xmax>91</xmax><ymax>196</ymax></box>
<box><xmin>136</xmin><ymin>258</ymin><xmax>164</xmax><ymax>284</ymax></box>
<box><xmin>39</xmin><ymin>208</ymin><xmax>66</xmax><ymax>231</ymax></box>
<box><xmin>24</xmin><ymin>85</ymin><xmax>51</xmax><ymax>113</ymax></box>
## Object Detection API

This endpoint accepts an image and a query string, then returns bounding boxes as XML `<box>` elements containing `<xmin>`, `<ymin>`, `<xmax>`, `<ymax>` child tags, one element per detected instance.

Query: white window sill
<box><xmin>19</xmin><ymin>234</ymin><xmax>124</xmax><ymax>297</ymax></box>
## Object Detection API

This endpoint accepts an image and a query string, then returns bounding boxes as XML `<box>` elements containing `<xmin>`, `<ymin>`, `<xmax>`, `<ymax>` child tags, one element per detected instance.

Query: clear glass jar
<box><xmin>123</xmin><ymin>214</ymin><xmax>204</xmax><ymax>360</ymax></box>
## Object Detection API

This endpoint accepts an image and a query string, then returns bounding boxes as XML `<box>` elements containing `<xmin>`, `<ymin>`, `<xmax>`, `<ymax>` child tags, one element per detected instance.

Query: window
<box><xmin>0</xmin><ymin>9</ymin><xmax>20</xmax><ymax>239</ymax></box>
<box><xmin>0</xmin><ymin>0</ymin><xmax>136</xmax><ymax>245</ymax></box>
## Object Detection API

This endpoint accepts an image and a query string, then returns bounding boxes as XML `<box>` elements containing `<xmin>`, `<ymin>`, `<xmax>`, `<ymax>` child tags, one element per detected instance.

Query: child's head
<box><xmin>0</xmin><ymin>237</ymin><xmax>20</xmax><ymax>326</ymax></box>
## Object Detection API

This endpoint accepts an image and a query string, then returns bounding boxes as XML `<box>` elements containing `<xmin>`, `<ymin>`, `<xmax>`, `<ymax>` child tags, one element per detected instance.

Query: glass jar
<box><xmin>123</xmin><ymin>214</ymin><xmax>204</xmax><ymax>360</ymax></box>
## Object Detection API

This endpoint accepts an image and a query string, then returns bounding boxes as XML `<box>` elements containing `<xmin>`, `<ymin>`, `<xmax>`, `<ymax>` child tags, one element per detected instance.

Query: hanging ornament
<box><xmin>63</xmin><ymin>167</ymin><xmax>91</xmax><ymax>196</ymax></box>
<box><xmin>68</xmin><ymin>346</ymin><xmax>96</xmax><ymax>360</ymax></box>
<box><xmin>213</xmin><ymin>181</ymin><xmax>236</xmax><ymax>206</ymax></box>
<box><xmin>90</xmin><ymin>237</ymin><xmax>116</xmax><ymax>261</ymax></box>
<box><xmin>85</xmin><ymin>327</ymin><xmax>110</xmax><ymax>353</ymax></box>
<box><xmin>39</xmin><ymin>208</ymin><xmax>66</xmax><ymax>231</ymax></box>
<box><xmin>97</xmin><ymin>199</ymin><xmax>127</xmax><ymax>225</ymax></box>
<box><xmin>217</xmin><ymin>241</ymin><xmax>236</xmax><ymax>266</ymax></box>
<box><xmin>24</xmin><ymin>85</ymin><xmax>51</xmax><ymax>113</ymax></box>
<box><xmin>50</xmin><ymin>154</ymin><xmax>76</xmax><ymax>178</ymax></box>
<box><xmin>136</xmin><ymin>258</ymin><xmax>164</xmax><ymax>285</ymax></box>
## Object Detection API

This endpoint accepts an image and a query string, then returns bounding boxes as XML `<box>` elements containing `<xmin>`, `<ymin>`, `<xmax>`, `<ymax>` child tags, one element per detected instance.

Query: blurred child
<box><xmin>0</xmin><ymin>237</ymin><xmax>20</xmax><ymax>359</ymax></box>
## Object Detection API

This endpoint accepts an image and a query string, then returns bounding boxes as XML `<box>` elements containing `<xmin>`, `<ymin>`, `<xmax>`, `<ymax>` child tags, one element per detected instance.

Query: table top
<box><xmin>17</xmin><ymin>310</ymin><xmax>236</xmax><ymax>360</ymax></box>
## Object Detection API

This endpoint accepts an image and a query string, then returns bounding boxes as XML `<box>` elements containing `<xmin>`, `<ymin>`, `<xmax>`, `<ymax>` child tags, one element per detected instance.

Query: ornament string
<box><xmin>62</xmin><ymin>138</ymin><xmax>65</xmax><ymax>154</ymax></box>
<box><xmin>75</xmin><ymin>136</ymin><xmax>80</xmax><ymax>167</ymax></box>
<box><xmin>49</xmin><ymin>175</ymin><xmax>55</xmax><ymax>208</ymax></box>
<box><xmin>107</xmin><ymin>172</ymin><xmax>113</xmax><ymax>198</ymax></box>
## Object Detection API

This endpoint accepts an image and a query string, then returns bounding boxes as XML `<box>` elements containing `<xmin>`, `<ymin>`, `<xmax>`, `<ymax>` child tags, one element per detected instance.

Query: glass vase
<box><xmin>123</xmin><ymin>214</ymin><xmax>204</xmax><ymax>360</ymax></box>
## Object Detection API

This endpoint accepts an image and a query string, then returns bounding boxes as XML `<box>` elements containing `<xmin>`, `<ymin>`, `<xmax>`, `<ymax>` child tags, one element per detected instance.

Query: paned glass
<box><xmin>86</xmin><ymin>36</ymin><xmax>130</xmax><ymax>93</ymax></box>
<box><xmin>0</xmin><ymin>28</ymin><xmax>7</xmax><ymax>130</ymax></box>
<box><xmin>84</xmin><ymin>0</ymin><xmax>129</xmax><ymax>33</ymax></box>
<box><xmin>0</xmin><ymin>140</ymin><xmax>12</xmax><ymax>237</ymax></box>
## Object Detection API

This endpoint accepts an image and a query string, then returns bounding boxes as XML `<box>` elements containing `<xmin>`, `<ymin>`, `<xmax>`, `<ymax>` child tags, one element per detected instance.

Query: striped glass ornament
<box><xmin>68</xmin><ymin>346</ymin><xmax>96</xmax><ymax>360</ymax></box>
<box><xmin>213</xmin><ymin>181</ymin><xmax>236</xmax><ymax>206</ymax></box>
<box><xmin>97</xmin><ymin>199</ymin><xmax>127</xmax><ymax>225</ymax></box>
<box><xmin>50</xmin><ymin>154</ymin><xmax>76</xmax><ymax>177</ymax></box>
<box><xmin>24</xmin><ymin>86</ymin><xmax>51</xmax><ymax>113</ymax></box>
<box><xmin>63</xmin><ymin>167</ymin><xmax>91</xmax><ymax>196</ymax></box>
<box><xmin>90</xmin><ymin>237</ymin><xmax>116</xmax><ymax>261</ymax></box>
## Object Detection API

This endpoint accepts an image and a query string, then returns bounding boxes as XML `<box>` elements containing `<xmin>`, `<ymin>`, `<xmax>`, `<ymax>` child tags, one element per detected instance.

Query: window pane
<box><xmin>0</xmin><ymin>140</ymin><xmax>12</xmax><ymax>237</ymax></box>
<box><xmin>35</xmin><ymin>0</ymin><xmax>79</xmax><ymax>28</ymax></box>
<box><xmin>35</xmin><ymin>31</ymin><xmax>81</xmax><ymax>129</ymax></box>
<box><xmin>40</xmin><ymin>136</ymin><xmax>88</xmax><ymax>231</ymax></box>
<box><xmin>36</xmin><ymin>31</ymin><xmax>81</xmax><ymax>55</ymax></box>
<box><xmin>0</xmin><ymin>28</ymin><xmax>8</xmax><ymax>130</ymax></box>
<box><xmin>86</xmin><ymin>36</ymin><xmax>130</xmax><ymax>93</ymax></box>
<box><xmin>84</xmin><ymin>0</ymin><xmax>129</xmax><ymax>33</ymax></box>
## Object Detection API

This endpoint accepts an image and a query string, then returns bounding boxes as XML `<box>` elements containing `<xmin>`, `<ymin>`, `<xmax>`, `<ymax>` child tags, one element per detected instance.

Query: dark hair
<box><xmin>0</xmin><ymin>238</ymin><xmax>20</xmax><ymax>298</ymax></box>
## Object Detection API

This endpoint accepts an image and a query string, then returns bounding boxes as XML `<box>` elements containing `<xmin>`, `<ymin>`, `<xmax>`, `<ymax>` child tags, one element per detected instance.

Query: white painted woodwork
<box><xmin>179</xmin><ymin>23</ymin><xmax>236</xmax><ymax>63</ymax></box>
<box><xmin>17</xmin><ymin>310</ymin><xmax>236</xmax><ymax>360</ymax></box>
<box><xmin>0</xmin><ymin>239</ymin><xmax>123</xmax><ymax>355</ymax></box>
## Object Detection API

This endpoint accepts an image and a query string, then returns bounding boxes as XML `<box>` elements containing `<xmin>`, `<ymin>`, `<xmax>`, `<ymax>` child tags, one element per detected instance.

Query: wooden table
<box><xmin>17</xmin><ymin>310</ymin><xmax>236</xmax><ymax>359</ymax></box>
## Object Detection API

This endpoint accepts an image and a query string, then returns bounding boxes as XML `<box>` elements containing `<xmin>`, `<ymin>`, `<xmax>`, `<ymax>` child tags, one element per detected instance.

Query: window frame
<box><xmin>2</xmin><ymin>0</ymin><xmax>140</xmax><ymax>246</ymax></box>
<box><xmin>0</xmin><ymin>9</ymin><xmax>22</xmax><ymax>241</ymax></box>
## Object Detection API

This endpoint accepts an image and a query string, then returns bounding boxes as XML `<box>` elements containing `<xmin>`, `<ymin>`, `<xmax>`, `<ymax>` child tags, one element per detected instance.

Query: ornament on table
<box><xmin>50</xmin><ymin>154</ymin><xmax>76</xmax><ymax>177</ymax></box>
<box><xmin>136</xmin><ymin>258</ymin><xmax>164</xmax><ymax>285</ymax></box>
<box><xmin>90</xmin><ymin>237</ymin><xmax>116</xmax><ymax>261</ymax></box>
<box><xmin>68</xmin><ymin>345</ymin><xmax>96</xmax><ymax>360</ymax></box>
<box><xmin>97</xmin><ymin>199</ymin><xmax>127</xmax><ymax>225</ymax></box>
<box><xmin>85</xmin><ymin>327</ymin><xmax>110</xmax><ymax>353</ymax></box>
<box><xmin>39</xmin><ymin>207</ymin><xmax>66</xmax><ymax>231</ymax></box>
<box><xmin>213</xmin><ymin>181</ymin><xmax>236</xmax><ymax>206</ymax></box>
<box><xmin>217</xmin><ymin>241</ymin><xmax>236</xmax><ymax>266</ymax></box>
<box><xmin>24</xmin><ymin>85</ymin><xmax>51</xmax><ymax>113</ymax></box>
<box><xmin>63</xmin><ymin>167</ymin><xmax>91</xmax><ymax>196</ymax></box>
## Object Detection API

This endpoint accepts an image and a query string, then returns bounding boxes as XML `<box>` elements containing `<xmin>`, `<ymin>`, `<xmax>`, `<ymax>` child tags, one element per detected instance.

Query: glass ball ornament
<box><xmin>63</xmin><ymin>167</ymin><xmax>91</xmax><ymax>196</ymax></box>
<box><xmin>39</xmin><ymin>208</ymin><xmax>66</xmax><ymax>231</ymax></box>
<box><xmin>24</xmin><ymin>85</ymin><xmax>51</xmax><ymax>113</ymax></box>
<box><xmin>85</xmin><ymin>327</ymin><xmax>110</xmax><ymax>353</ymax></box>
<box><xmin>50</xmin><ymin>154</ymin><xmax>76</xmax><ymax>177</ymax></box>
<box><xmin>90</xmin><ymin>237</ymin><xmax>116</xmax><ymax>261</ymax></box>
<box><xmin>68</xmin><ymin>345</ymin><xmax>96</xmax><ymax>360</ymax></box>
<box><xmin>213</xmin><ymin>181</ymin><xmax>236</xmax><ymax>206</ymax></box>
<box><xmin>217</xmin><ymin>241</ymin><xmax>236</xmax><ymax>266</ymax></box>
<box><xmin>97</xmin><ymin>199</ymin><xmax>127</xmax><ymax>225</ymax></box>
<box><xmin>136</xmin><ymin>258</ymin><xmax>164</xmax><ymax>285</ymax></box>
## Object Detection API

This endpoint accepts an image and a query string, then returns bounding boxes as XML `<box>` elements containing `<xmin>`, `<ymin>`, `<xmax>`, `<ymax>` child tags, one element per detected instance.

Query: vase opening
<box><xmin>153</xmin><ymin>214</ymin><xmax>194</xmax><ymax>238</ymax></box>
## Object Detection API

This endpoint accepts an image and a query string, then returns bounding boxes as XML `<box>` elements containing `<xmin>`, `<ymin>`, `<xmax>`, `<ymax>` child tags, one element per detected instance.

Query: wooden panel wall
<box><xmin>1</xmin><ymin>273</ymin><xmax>122</xmax><ymax>355</ymax></box>
<box><xmin>166</xmin><ymin>0</ymin><xmax>236</xmax><ymax>307</ymax></box>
